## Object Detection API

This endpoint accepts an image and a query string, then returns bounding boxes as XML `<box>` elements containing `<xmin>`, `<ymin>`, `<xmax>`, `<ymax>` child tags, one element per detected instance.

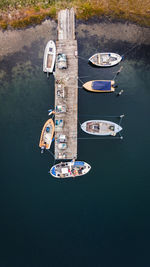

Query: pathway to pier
<box><xmin>54</xmin><ymin>8</ymin><xmax>78</xmax><ymax>160</ymax></box>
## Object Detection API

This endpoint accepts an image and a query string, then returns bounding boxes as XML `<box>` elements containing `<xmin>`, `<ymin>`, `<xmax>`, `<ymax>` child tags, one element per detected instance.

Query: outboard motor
<box><xmin>41</xmin><ymin>146</ymin><xmax>45</xmax><ymax>154</ymax></box>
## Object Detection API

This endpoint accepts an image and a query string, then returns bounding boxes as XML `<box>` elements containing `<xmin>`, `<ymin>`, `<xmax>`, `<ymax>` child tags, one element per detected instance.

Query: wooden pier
<box><xmin>54</xmin><ymin>8</ymin><xmax>78</xmax><ymax>160</ymax></box>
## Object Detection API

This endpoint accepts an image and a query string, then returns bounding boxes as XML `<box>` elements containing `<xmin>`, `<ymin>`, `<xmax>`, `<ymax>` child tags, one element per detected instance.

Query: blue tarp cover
<box><xmin>51</xmin><ymin>167</ymin><xmax>56</xmax><ymax>176</ymax></box>
<box><xmin>92</xmin><ymin>81</ymin><xmax>111</xmax><ymax>91</ymax></box>
<box><xmin>74</xmin><ymin>161</ymin><xmax>84</xmax><ymax>166</ymax></box>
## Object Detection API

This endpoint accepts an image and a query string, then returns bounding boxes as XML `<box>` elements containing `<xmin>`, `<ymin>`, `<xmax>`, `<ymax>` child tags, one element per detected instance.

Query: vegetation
<box><xmin>0</xmin><ymin>0</ymin><xmax>150</xmax><ymax>29</ymax></box>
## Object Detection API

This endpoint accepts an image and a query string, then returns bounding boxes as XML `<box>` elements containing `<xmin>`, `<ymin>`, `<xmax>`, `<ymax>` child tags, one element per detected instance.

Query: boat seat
<box><xmin>97</xmin><ymin>54</ymin><xmax>101</xmax><ymax>64</ymax></box>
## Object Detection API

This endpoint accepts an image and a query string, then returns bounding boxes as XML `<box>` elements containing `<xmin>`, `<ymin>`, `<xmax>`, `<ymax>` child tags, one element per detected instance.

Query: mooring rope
<box><xmin>77</xmin><ymin>55</ymin><xmax>88</xmax><ymax>62</ymax></box>
<box><xmin>78</xmin><ymin>119</ymin><xmax>82</xmax><ymax>127</ymax></box>
<box><xmin>78</xmin><ymin>136</ymin><xmax>122</xmax><ymax>140</ymax></box>
<box><xmin>121</xmin><ymin>44</ymin><xmax>139</xmax><ymax>57</ymax></box>
<box><xmin>78</xmin><ymin>77</ymin><xmax>84</xmax><ymax>84</ymax></box>
<box><xmin>79</xmin><ymin>114</ymin><xmax>123</xmax><ymax>118</ymax></box>
<box><xmin>47</xmin><ymin>149</ymin><xmax>55</xmax><ymax>158</ymax></box>
<box><xmin>78</xmin><ymin>75</ymin><xmax>91</xmax><ymax>79</ymax></box>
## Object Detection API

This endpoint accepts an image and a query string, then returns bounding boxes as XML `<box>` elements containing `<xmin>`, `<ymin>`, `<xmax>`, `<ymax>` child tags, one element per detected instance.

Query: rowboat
<box><xmin>39</xmin><ymin>118</ymin><xmax>55</xmax><ymax>153</ymax></box>
<box><xmin>83</xmin><ymin>80</ymin><xmax>115</xmax><ymax>92</ymax></box>
<box><xmin>81</xmin><ymin>120</ymin><xmax>122</xmax><ymax>136</ymax></box>
<box><xmin>89</xmin><ymin>53</ymin><xmax>122</xmax><ymax>67</ymax></box>
<box><xmin>43</xmin><ymin>40</ymin><xmax>56</xmax><ymax>73</ymax></box>
<box><xmin>50</xmin><ymin>161</ymin><xmax>91</xmax><ymax>178</ymax></box>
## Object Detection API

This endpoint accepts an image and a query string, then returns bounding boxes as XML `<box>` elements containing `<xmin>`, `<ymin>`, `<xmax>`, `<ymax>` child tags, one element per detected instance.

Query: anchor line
<box><xmin>121</xmin><ymin>44</ymin><xmax>139</xmax><ymax>57</ymax></box>
<box><xmin>113</xmin><ymin>66</ymin><xmax>123</xmax><ymax>81</ymax></box>
<box><xmin>78</xmin><ymin>137</ymin><xmax>122</xmax><ymax>140</ymax></box>
<box><xmin>119</xmin><ymin>114</ymin><xmax>125</xmax><ymax>125</ymax></box>
<box><xmin>118</xmin><ymin>132</ymin><xmax>123</xmax><ymax>140</ymax></box>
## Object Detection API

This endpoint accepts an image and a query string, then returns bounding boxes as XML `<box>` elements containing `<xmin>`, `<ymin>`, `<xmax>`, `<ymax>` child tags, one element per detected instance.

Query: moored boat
<box><xmin>89</xmin><ymin>53</ymin><xmax>122</xmax><ymax>67</ymax></box>
<box><xmin>39</xmin><ymin>118</ymin><xmax>55</xmax><ymax>153</ymax></box>
<box><xmin>83</xmin><ymin>80</ymin><xmax>115</xmax><ymax>92</ymax></box>
<box><xmin>50</xmin><ymin>161</ymin><xmax>91</xmax><ymax>178</ymax></box>
<box><xmin>81</xmin><ymin>120</ymin><xmax>122</xmax><ymax>136</ymax></box>
<box><xmin>43</xmin><ymin>40</ymin><xmax>56</xmax><ymax>73</ymax></box>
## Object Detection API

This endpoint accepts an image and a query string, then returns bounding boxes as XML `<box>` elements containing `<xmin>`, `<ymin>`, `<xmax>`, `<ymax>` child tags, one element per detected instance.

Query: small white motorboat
<box><xmin>43</xmin><ymin>40</ymin><xmax>56</xmax><ymax>73</ymax></box>
<box><xmin>81</xmin><ymin>120</ymin><xmax>122</xmax><ymax>136</ymax></box>
<box><xmin>50</xmin><ymin>161</ymin><xmax>91</xmax><ymax>178</ymax></box>
<box><xmin>89</xmin><ymin>53</ymin><xmax>122</xmax><ymax>67</ymax></box>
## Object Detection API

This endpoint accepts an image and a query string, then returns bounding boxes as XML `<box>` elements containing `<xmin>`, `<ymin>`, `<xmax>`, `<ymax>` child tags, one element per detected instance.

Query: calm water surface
<box><xmin>0</xmin><ymin>21</ymin><xmax>150</xmax><ymax>267</ymax></box>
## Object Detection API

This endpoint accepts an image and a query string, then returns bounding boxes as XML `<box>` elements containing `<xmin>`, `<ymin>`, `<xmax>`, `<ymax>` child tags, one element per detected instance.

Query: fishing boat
<box><xmin>50</xmin><ymin>161</ymin><xmax>91</xmax><ymax>178</ymax></box>
<box><xmin>39</xmin><ymin>118</ymin><xmax>55</xmax><ymax>153</ymax></box>
<box><xmin>83</xmin><ymin>80</ymin><xmax>115</xmax><ymax>92</ymax></box>
<box><xmin>81</xmin><ymin>120</ymin><xmax>122</xmax><ymax>136</ymax></box>
<box><xmin>43</xmin><ymin>40</ymin><xmax>56</xmax><ymax>73</ymax></box>
<box><xmin>89</xmin><ymin>53</ymin><xmax>122</xmax><ymax>67</ymax></box>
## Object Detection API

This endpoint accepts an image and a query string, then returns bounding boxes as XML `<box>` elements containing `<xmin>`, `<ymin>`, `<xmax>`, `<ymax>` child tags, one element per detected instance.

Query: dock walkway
<box><xmin>54</xmin><ymin>9</ymin><xmax>78</xmax><ymax>160</ymax></box>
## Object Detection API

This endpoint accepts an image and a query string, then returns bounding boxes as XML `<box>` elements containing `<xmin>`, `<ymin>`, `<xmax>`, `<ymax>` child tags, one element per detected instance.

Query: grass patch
<box><xmin>10</xmin><ymin>13</ymin><xmax>46</xmax><ymax>28</ymax></box>
<box><xmin>0</xmin><ymin>21</ymin><xmax>8</xmax><ymax>29</ymax></box>
<box><xmin>0</xmin><ymin>0</ymin><xmax>150</xmax><ymax>29</ymax></box>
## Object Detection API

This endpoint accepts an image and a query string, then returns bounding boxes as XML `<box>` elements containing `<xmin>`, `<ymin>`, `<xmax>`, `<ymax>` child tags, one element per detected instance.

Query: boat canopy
<box><xmin>51</xmin><ymin>167</ymin><xmax>56</xmax><ymax>176</ymax></box>
<box><xmin>92</xmin><ymin>81</ymin><xmax>111</xmax><ymax>91</ymax></box>
<box><xmin>74</xmin><ymin>161</ymin><xmax>84</xmax><ymax>166</ymax></box>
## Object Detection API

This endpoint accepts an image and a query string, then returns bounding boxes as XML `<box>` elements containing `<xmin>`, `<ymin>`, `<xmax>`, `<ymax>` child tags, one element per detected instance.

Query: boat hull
<box><xmin>81</xmin><ymin>120</ymin><xmax>122</xmax><ymax>136</ymax></box>
<box><xmin>89</xmin><ymin>53</ymin><xmax>122</xmax><ymax>67</ymax></box>
<box><xmin>43</xmin><ymin>40</ymin><xmax>56</xmax><ymax>73</ymax></box>
<box><xmin>50</xmin><ymin>161</ymin><xmax>91</xmax><ymax>178</ymax></box>
<box><xmin>39</xmin><ymin>118</ymin><xmax>55</xmax><ymax>150</ymax></box>
<box><xmin>83</xmin><ymin>80</ymin><xmax>115</xmax><ymax>92</ymax></box>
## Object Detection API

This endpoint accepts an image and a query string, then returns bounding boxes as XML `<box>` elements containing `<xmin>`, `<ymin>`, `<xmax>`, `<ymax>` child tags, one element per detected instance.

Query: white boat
<box><xmin>89</xmin><ymin>53</ymin><xmax>122</xmax><ymax>67</ymax></box>
<box><xmin>50</xmin><ymin>161</ymin><xmax>91</xmax><ymax>178</ymax></box>
<box><xmin>43</xmin><ymin>40</ymin><xmax>56</xmax><ymax>73</ymax></box>
<box><xmin>81</xmin><ymin>120</ymin><xmax>122</xmax><ymax>136</ymax></box>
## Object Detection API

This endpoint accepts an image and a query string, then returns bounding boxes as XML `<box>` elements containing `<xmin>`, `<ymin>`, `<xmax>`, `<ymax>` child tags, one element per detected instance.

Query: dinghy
<box><xmin>43</xmin><ymin>40</ymin><xmax>56</xmax><ymax>73</ymax></box>
<box><xmin>50</xmin><ymin>161</ymin><xmax>91</xmax><ymax>178</ymax></box>
<box><xmin>81</xmin><ymin>120</ymin><xmax>122</xmax><ymax>136</ymax></box>
<box><xmin>89</xmin><ymin>53</ymin><xmax>122</xmax><ymax>67</ymax></box>
<box><xmin>83</xmin><ymin>80</ymin><xmax>115</xmax><ymax>92</ymax></box>
<box><xmin>39</xmin><ymin>118</ymin><xmax>55</xmax><ymax>153</ymax></box>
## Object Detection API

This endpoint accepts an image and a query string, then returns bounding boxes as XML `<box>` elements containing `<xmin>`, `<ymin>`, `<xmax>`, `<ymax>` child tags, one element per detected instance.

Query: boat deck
<box><xmin>54</xmin><ymin>9</ymin><xmax>78</xmax><ymax>160</ymax></box>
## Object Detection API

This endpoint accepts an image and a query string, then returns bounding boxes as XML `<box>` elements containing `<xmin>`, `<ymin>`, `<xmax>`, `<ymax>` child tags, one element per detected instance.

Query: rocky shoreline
<box><xmin>0</xmin><ymin>18</ymin><xmax>150</xmax><ymax>60</ymax></box>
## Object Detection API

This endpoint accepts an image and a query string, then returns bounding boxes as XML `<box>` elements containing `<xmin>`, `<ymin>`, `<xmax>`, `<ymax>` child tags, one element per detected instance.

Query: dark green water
<box><xmin>0</xmin><ymin>21</ymin><xmax>150</xmax><ymax>267</ymax></box>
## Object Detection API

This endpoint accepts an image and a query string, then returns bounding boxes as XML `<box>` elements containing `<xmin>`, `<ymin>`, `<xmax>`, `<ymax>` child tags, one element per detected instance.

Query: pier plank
<box><xmin>54</xmin><ymin>9</ymin><xmax>78</xmax><ymax>160</ymax></box>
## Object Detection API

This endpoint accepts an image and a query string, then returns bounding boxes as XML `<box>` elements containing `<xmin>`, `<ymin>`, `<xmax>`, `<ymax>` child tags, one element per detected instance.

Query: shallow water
<box><xmin>0</xmin><ymin>20</ymin><xmax>150</xmax><ymax>267</ymax></box>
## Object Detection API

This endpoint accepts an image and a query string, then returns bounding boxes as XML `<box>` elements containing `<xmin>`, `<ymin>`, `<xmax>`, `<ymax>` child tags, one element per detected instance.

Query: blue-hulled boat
<box><xmin>83</xmin><ymin>80</ymin><xmax>115</xmax><ymax>92</ymax></box>
<box><xmin>50</xmin><ymin>161</ymin><xmax>91</xmax><ymax>178</ymax></box>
